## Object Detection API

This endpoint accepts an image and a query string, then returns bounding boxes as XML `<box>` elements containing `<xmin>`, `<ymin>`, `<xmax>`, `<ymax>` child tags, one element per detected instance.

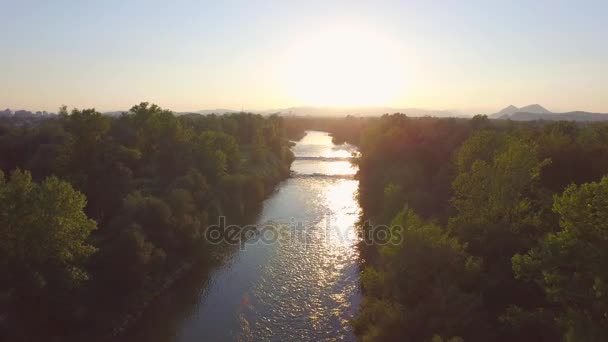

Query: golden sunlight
<box><xmin>282</xmin><ymin>25</ymin><xmax>406</xmax><ymax>107</ymax></box>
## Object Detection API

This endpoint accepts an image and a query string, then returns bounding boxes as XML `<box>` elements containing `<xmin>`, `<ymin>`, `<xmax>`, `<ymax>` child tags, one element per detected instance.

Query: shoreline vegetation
<box><xmin>113</xmin><ymin>242</ymin><xmax>236</xmax><ymax>340</ymax></box>
<box><xmin>0</xmin><ymin>103</ymin><xmax>295</xmax><ymax>341</ymax></box>
<box><xmin>5</xmin><ymin>111</ymin><xmax>608</xmax><ymax>341</ymax></box>
<box><xmin>291</xmin><ymin>114</ymin><xmax>608</xmax><ymax>341</ymax></box>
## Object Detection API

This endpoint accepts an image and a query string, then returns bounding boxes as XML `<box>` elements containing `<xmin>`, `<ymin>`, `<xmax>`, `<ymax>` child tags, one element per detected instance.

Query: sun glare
<box><xmin>282</xmin><ymin>26</ymin><xmax>406</xmax><ymax>107</ymax></box>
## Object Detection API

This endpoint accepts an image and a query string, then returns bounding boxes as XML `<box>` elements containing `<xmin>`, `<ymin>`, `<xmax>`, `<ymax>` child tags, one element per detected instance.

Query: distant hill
<box><xmin>197</xmin><ymin>109</ymin><xmax>240</xmax><ymax>115</ymax></box>
<box><xmin>503</xmin><ymin>111</ymin><xmax>608</xmax><ymax>122</ymax></box>
<box><xmin>189</xmin><ymin>106</ymin><xmax>467</xmax><ymax>117</ymax></box>
<box><xmin>519</xmin><ymin>104</ymin><xmax>552</xmax><ymax>114</ymax></box>
<box><xmin>489</xmin><ymin>104</ymin><xmax>608</xmax><ymax>121</ymax></box>
<box><xmin>296</xmin><ymin>106</ymin><xmax>463</xmax><ymax>117</ymax></box>
<box><xmin>490</xmin><ymin>104</ymin><xmax>551</xmax><ymax>119</ymax></box>
<box><xmin>223</xmin><ymin>106</ymin><xmax>467</xmax><ymax>117</ymax></box>
<box><xmin>490</xmin><ymin>105</ymin><xmax>520</xmax><ymax>118</ymax></box>
<box><xmin>5</xmin><ymin>106</ymin><xmax>465</xmax><ymax>118</ymax></box>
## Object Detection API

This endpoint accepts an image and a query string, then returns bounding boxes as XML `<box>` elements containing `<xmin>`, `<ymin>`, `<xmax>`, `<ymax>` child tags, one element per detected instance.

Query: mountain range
<box><xmin>195</xmin><ymin>106</ymin><xmax>467</xmax><ymax>118</ymax></box>
<box><xmin>199</xmin><ymin>105</ymin><xmax>608</xmax><ymax>122</ymax></box>
<box><xmin>489</xmin><ymin>104</ymin><xmax>552</xmax><ymax>118</ymax></box>
<box><xmin>491</xmin><ymin>104</ymin><xmax>608</xmax><ymax>122</ymax></box>
<box><xmin>3</xmin><ymin>105</ymin><xmax>608</xmax><ymax>122</ymax></box>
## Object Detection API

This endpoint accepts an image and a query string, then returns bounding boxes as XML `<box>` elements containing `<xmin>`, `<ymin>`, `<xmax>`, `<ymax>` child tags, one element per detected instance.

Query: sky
<box><xmin>1</xmin><ymin>0</ymin><xmax>607</xmax><ymax>114</ymax></box>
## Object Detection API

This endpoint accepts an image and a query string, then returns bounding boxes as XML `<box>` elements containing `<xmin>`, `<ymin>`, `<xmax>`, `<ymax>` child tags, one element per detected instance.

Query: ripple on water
<box><xmin>237</xmin><ymin>177</ymin><xmax>361</xmax><ymax>341</ymax></box>
<box><xmin>127</xmin><ymin>131</ymin><xmax>362</xmax><ymax>342</ymax></box>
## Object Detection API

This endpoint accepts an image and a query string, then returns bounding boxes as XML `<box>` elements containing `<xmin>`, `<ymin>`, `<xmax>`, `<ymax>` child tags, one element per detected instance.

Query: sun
<box><xmin>282</xmin><ymin>25</ymin><xmax>406</xmax><ymax>107</ymax></box>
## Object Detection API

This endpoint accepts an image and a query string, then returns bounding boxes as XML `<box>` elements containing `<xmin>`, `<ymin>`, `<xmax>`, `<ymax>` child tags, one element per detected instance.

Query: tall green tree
<box><xmin>0</xmin><ymin>169</ymin><xmax>97</xmax><ymax>297</ymax></box>
<box><xmin>513</xmin><ymin>176</ymin><xmax>608</xmax><ymax>341</ymax></box>
<box><xmin>354</xmin><ymin>209</ymin><xmax>487</xmax><ymax>342</ymax></box>
<box><xmin>448</xmin><ymin>133</ymin><xmax>555</xmax><ymax>338</ymax></box>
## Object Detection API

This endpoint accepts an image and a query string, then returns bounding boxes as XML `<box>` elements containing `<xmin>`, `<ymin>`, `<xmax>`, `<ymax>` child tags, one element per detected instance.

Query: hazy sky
<box><xmin>2</xmin><ymin>0</ymin><xmax>607</xmax><ymax>113</ymax></box>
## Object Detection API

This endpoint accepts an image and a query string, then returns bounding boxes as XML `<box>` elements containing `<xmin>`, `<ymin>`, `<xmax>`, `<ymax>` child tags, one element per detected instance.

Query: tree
<box><xmin>354</xmin><ymin>208</ymin><xmax>487</xmax><ymax>341</ymax></box>
<box><xmin>105</xmin><ymin>224</ymin><xmax>166</xmax><ymax>290</ymax></box>
<box><xmin>449</xmin><ymin>134</ymin><xmax>554</xmax><ymax>337</ymax></box>
<box><xmin>0</xmin><ymin>102</ymin><xmax>297</xmax><ymax>339</ymax></box>
<box><xmin>513</xmin><ymin>176</ymin><xmax>608</xmax><ymax>340</ymax></box>
<box><xmin>451</xmin><ymin>135</ymin><xmax>551</xmax><ymax>262</ymax></box>
<box><xmin>0</xmin><ymin>169</ymin><xmax>97</xmax><ymax>297</ymax></box>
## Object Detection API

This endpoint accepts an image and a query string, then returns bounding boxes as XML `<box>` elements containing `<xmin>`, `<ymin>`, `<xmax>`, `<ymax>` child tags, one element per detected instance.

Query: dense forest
<box><xmin>332</xmin><ymin>114</ymin><xmax>608</xmax><ymax>341</ymax></box>
<box><xmin>0</xmin><ymin>103</ymin><xmax>294</xmax><ymax>341</ymax></box>
<box><xmin>5</xmin><ymin>108</ymin><xmax>608</xmax><ymax>341</ymax></box>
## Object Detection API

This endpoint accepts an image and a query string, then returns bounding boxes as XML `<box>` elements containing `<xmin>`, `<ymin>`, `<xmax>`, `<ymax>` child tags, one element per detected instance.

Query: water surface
<box><xmin>128</xmin><ymin>131</ymin><xmax>361</xmax><ymax>341</ymax></box>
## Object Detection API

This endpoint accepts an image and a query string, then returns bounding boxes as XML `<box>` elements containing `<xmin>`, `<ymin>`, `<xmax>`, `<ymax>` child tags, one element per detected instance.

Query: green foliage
<box><xmin>104</xmin><ymin>223</ymin><xmax>166</xmax><ymax>290</ymax></box>
<box><xmin>0</xmin><ymin>103</ymin><xmax>294</xmax><ymax>339</ymax></box>
<box><xmin>356</xmin><ymin>114</ymin><xmax>472</xmax><ymax>222</ymax></box>
<box><xmin>450</xmin><ymin>136</ymin><xmax>550</xmax><ymax>261</ymax></box>
<box><xmin>354</xmin><ymin>208</ymin><xmax>487</xmax><ymax>341</ymax></box>
<box><xmin>0</xmin><ymin>169</ymin><xmax>97</xmax><ymax>294</ymax></box>
<box><xmin>513</xmin><ymin>177</ymin><xmax>608</xmax><ymax>340</ymax></box>
<box><xmin>352</xmin><ymin>114</ymin><xmax>608</xmax><ymax>341</ymax></box>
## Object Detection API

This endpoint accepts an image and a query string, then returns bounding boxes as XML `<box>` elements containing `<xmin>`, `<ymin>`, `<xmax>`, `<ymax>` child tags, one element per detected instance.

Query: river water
<box><xmin>127</xmin><ymin>131</ymin><xmax>362</xmax><ymax>341</ymax></box>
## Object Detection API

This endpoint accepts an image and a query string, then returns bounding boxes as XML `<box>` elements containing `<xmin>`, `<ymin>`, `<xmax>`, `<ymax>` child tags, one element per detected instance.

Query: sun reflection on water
<box><xmin>292</xmin><ymin>160</ymin><xmax>356</xmax><ymax>177</ymax></box>
<box><xmin>131</xmin><ymin>130</ymin><xmax>364</xmax><ymax>342</ymax></box>
<box><xmin>292</xmin><ymin>131</ymin><xmax>358</xmax><ymax>160</ymax></box>
<box><xmin>323</xmin><ymin>180</ymin><xmax>360</xmax><ymax>248</ymax></box>
<box><xmin>237</xmin><ymin>131</ymin><xmax>362</xmax><ymax>340</ymax></box>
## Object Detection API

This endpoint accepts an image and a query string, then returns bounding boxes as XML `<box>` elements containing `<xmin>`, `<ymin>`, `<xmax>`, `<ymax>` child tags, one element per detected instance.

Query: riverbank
<box><xmin>112</xmin><ymin>246</ymin><xmax>230</xmax><ymax>341</ymax></box>
<box><xmin>0</xmin><ymin>107</ymin><xmax>299</xmax><ymax>341</ymax></box>
<box><xmin>122</xmin><ymin>131</ymin><xmax>363</xmax><ymax>341</ymax></box>
<box><xmin>108</xmin><ymin>157</ymin><xmax>294</xmax><ymax>341</ymax></box>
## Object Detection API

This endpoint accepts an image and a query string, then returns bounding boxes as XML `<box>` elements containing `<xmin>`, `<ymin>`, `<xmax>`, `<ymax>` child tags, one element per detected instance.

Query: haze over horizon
<box><xmin>2</xmin><ymin>0</ymin><xmax>607</xmax><ymax>113</ymax></box>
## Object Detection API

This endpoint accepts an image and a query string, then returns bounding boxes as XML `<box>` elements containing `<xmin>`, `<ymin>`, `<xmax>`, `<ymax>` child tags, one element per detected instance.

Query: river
<box><xmin>127</xmin><ymin>131</ymin><xmax>362</xmax><ymax>341</ymax></box>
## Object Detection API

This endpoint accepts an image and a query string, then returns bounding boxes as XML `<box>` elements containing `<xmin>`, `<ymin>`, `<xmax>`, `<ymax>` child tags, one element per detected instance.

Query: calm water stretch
<box><xmin>128</xmin><ymin>131</ymin><xmax>362</xmax><ymax>341</ymax></box>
